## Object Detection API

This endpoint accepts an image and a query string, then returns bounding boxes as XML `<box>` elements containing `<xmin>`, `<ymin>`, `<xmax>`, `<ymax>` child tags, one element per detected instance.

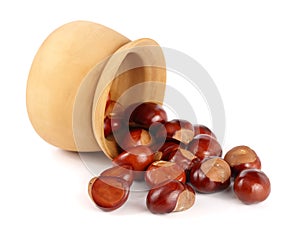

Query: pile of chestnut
<box><xmin>89</xmin><ymin>101</ymin><xmax>271</xmax><ymax>213</ymax></box>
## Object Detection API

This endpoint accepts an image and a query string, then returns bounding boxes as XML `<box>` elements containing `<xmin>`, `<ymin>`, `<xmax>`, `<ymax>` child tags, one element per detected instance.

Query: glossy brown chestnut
<box><xmin>104</xmin><ymin>116</ymin><xmax>124</xmax><ymax>137</ymax></box>
<box><xmin>224</xmin><ymin>145</ymin><xmax>261</xmax><ymax>177</ymax></box>
<box><xmin>100</xmin><ymin>165</ymin><xmax>134</xmax><ymax>186</ymax></box>
<box><xmin>125</xmin><ymin>102</ymin><xmax>167</xmax><ymax>129</ymax></box>
<box><xmin>167</xmin><ymin>148</ymin><xmax>197</xmax><ymax>171</ymax></box>
<box><xmin>146</xmin><ymin>180</ymin><xmax>195</xmax><ymax>214</ymax></box>
<box><xmin>189</xmin><ymin>157</ymin><xmax>231</xmax><ymax>193</ymax></box>
<box><xmin>157</xmin><ymin>140</ymin><xmax>181</xmax><ymax>160</ymax></box>
<box><xmin>145</xmin><ymin>161</ymin><xmax>186</xmax><ymax>187</ymax></box>
<box><xmin>88</xmin><ymin>176</ymin><xmax>130</xmax><ymax>211</ymax></box>
<box><xmin>234</xmin><ymin>169</ymin><xmax>271</xmax><ymax>204</ymax></box>
<box><xmin>112</xmin><ymin>146</ymin><xmax>158</xmax><ymax>171</ymax></box>
<box><xmin>193</xmin><ymin>124</ymin><xmax>216</xmax><ymax>139</ymax></box>
<box><xmin>187</xmin><ymin>134</ymin><xmax>222</xmax><ymax>160</ymax></box>
<box><xmin>104</xmin><ymin>100</ymin><xmax>124</xmax><ymax>137</ymax></box>
<box><xmin>159</xmin><ymin>119</ymin><xmax>194</xmax><ymax>145</ymax></box>
<box><xmin>121</xmin><ymin>128</ymin><xmax>152</xmax><ymax>150</ymax></box>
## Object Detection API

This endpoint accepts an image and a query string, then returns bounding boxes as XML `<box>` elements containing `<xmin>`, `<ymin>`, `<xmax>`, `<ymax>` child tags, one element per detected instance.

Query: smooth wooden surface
<box><xmin>27</xmin><ymin>21</ymin><xmax>130</xmax><ymax>151</ymax></box>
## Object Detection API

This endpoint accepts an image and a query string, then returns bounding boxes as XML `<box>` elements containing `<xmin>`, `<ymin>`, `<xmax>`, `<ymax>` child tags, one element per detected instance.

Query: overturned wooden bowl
<box><xmin>26</xmin><ymin>21</ymin><xmax>166</xmax><ymax>158</ymax></box>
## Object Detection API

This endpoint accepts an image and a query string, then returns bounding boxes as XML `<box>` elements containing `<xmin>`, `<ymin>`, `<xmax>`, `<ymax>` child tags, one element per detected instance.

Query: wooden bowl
<box><xmin>26</xmin><ymin>21</ymin><xmax>166</xmax><ymax>158</ymax></box>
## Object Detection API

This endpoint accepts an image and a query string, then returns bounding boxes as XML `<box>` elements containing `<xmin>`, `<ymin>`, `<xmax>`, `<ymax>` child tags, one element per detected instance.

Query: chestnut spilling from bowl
<box><xmin>88</xmin><ymin>101</ymin><xmax>271</xmax><ymax>213</ymax></box>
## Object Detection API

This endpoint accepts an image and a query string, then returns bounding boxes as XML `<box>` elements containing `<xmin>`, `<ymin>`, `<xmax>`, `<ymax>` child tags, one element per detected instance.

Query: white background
<box><xmin>1</xmin><ymin>0</ymin><xmax>299</xmax><ymax>234</ymax></box>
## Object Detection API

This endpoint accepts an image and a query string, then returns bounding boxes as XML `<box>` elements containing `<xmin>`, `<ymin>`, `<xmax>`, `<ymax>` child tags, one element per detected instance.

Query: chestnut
<box><xmin>193</xmin><ymin>124</ymin><xmax>216</xmax><ymax>139</ymax></box>
<box><xmin>157</xmin><ymin>140</ymin><xmax>181</xmax><ymax>160</ymax></box>
<box><xmin>125</xmin><ymin>102</ymin><xmax>167</xmax><ymax>129</ymax></box>
<box><xmin>189</xmin><ymin>157</ymin><xmax>231</xmax><ymax>193</ymax></box>
<box><xmin>121</xmin><ymin>128</ymin><xmax>152</xmax><ymax>150</ymax></box>
<box><xmin>112</xmin><ymin>146</ymin><xmax>160</xmax><ymax>179</ymax></box>
<box><xmin>145</xmin><ymin>161</ymin><xmax>186</xmax><ymax>187</ymax></box>
<box><xmin>104</xmin><ymin>100</ymin><xmax>124</xmax><ymax>138</ymax></box>
<box><xmin>88</xmin><ymin>176</ymin><xmax>130</xmax><ymax>211</ymax></box>
<box><xmin>146</xmin><ymin>180</ymin><xmax>195</xmax><ymax>214</ymax></box>
<box><xmin>166</xmin><ymin>148</ymin><xmax>197</xmax><ymax>171</ymax></box>
<box><xmin>112</xmin><ymin>146</ymin><xmax>158</xmax><ymax>171</ymax></box>
<box><xmin>100</xmin><ymin>165</ymin><xmax>134</xmax><ymax>186</ymax></box>
<box><xmin>158</xmin><ymin>119</ymin><xmax>194</xmax><ymax>145</ymax></box>
<box><xmin>187</xmin><ymin>134</ymin><xmax>222</xmax><ymax>160</ymax></box>
<box><xmin>234</xmin><ymin>169</ymin><xmax>271</xmax><ymax>204</ymax></box>
<box><xmin>224</xmin><ymin>145</ymin><xmax>261</xmax><ymax>177</ymax></box>
<box><xmin>104</xmin><ymin>116</ymin><xmax>124</xmax><ymax>138</ymax></box>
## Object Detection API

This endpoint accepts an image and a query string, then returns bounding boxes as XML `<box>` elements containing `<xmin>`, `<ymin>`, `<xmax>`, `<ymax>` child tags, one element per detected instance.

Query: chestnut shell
<box><xmin>112</xmin><ymin>146</ymin><xmax>155</xmax><ymax>171</ymax></box>
<box><xmin>193</xmin><ymin>124</ymin><xmax>216</xmax><ymax>139</ymax></box>
<box><xmin>89</xmin><ymin>176</ymin><xmax>130</xmax><ymax>211</ymax></box>
<box><xmin>189</xmin><ymin>158</ymin><xmax>231</xmax><ymax>193</ymax></box>
<box><xmin>146</xmin><ymin>180</ymin><xmax>195</xmax><ymax>214</ymax></box>
<box><xmin>145</xmin><ymin>161</ymin><xmax>186</xmax><ymax>187</ymax></box>
<box><xmin>100</xmin><ymin>165</ymin><xmax>134</xmax><ymax>186</ymax></box>
<box><xmin>224</xmin><ymin>145</ymin><xmax>262</xmax><ymax>177</ymax></box>
<box><xmin>234</xmin><ymin>169</ymin><xmax>271</xmax><ymax>204</ymax></box>
<box><xmin>125</xmin><ymin>102</ymin><xmax>167</xmax><ymax>129</ymax></box>
<box><xmin>187</xmin><ymin>135</ymin><xmax>222</xmax><ymax>160</ymax></box>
